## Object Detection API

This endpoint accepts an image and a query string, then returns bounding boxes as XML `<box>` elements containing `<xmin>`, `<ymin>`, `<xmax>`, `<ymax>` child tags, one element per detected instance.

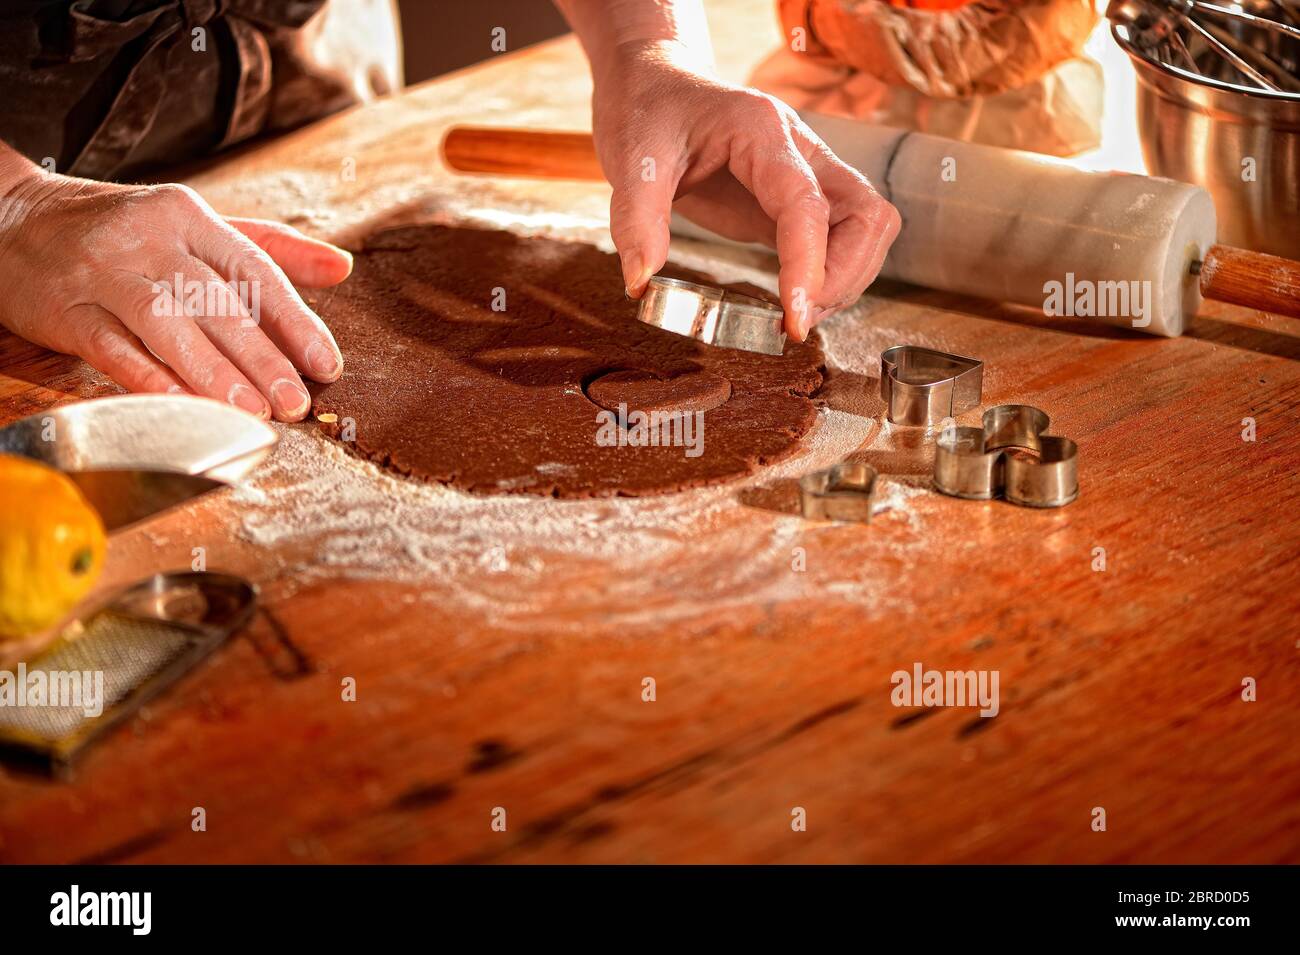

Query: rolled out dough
<box><xmin>308</xmin><ymin>224</ymin><xmax>824</xmax><ymax>497</ymax></box>
<box><xmin>585</xmin><ymin>369</ymin><xmax>732</xmax><ymax>415</ymax></box>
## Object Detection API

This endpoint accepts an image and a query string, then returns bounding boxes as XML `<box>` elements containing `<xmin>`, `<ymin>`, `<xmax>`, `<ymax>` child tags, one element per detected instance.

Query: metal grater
<box><xmin>0</xmin><ymin>572</ymin><xmax>255</xmax><ymax>773</ymax></box>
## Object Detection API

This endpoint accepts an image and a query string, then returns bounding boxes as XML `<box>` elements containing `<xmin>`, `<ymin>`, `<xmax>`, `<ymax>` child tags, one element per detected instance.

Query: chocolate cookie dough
<box><xmin>309</xmin><ymin>224</ymin><xmax>824</xmax><ymax>497</ymax></box>
<box><xmin>585</xmin><ymin>369</ymin><xmax>732</xmax><ymax>416</ymax></box>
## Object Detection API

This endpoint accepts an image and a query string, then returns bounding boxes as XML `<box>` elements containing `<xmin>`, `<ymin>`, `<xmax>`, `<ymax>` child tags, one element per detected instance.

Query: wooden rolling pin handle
<box><xmin>441</xmin><ymin>126</ymin><xmax>602</xmax><ymax>181</ymax></box>
<box><xmin>1197</xmin><ymin>245</ymin><xmax>1300</xmax><ymax>319</ymax></box>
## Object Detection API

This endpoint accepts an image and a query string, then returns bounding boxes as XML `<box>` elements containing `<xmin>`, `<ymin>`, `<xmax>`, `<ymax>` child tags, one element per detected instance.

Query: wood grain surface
<box><xmin>1</xmin><ymin>4</ymin><xmax>1298</xmax><ymax>864</ymax></box>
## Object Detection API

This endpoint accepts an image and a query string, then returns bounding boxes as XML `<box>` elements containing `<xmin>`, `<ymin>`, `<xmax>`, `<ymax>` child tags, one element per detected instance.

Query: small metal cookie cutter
<box><xmin>799</xmin><ymin>461</ymin><xmax>878</xmax><ymax>523</ymax></box>
<box><xmin>934</xmin><ymin>404</ymin><xmax>1078</xmax><ymax>508</ymax></box>
<box><xmin>637</xmin><ymin>276</ymin><xmax>786</xmax><ymax>356</ymax></box>
<box><xmin>880</xmin><ymin>345</ymin><xmax>983</xmax><ymax>426</ymax></box>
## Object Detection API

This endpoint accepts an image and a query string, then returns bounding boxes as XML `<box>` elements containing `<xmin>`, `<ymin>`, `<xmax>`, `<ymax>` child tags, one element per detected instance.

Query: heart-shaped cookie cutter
<box><xmin>799</xmin><ymin>461</ymin><xmax>878</xmax><ymax>523</ymax></box>
<box><xmin>934</xmin><ymin>404</ymin><xmax>1078</xmax><ymax>508</ymax></box>
<box><xmin>880</xmin><ymin>345</ymin><xmax>983</xmax><ymax>426</ymax></box>
<box><xmin>637</xmin><ymin>275</ymin><xmax>786</xmax><ymax>356</ymax></box>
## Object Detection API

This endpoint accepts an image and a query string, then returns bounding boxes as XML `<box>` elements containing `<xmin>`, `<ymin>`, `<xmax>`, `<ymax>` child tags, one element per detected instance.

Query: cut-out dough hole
<box><xmin>583</xmin><ymin>369</ymin><xmax>732</xmax><ymax>415</ymax></box>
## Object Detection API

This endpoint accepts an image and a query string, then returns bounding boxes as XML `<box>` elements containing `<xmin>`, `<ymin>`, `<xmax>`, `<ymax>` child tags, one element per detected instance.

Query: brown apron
<box><xmin>0</xmin><ymin>0</ymin><xmax>401</xmax><ymax>181</ymax></box>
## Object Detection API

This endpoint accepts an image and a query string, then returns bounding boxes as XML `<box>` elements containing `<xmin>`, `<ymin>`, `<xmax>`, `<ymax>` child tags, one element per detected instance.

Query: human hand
<box><xmin>590</xmin><ymin>41</ymin><xmax>900</xmax><ymax>341</ymax></box>
<box><xmin>0</xmin><ymin>165</ymin><xmax>351</xmax><ymax>421</ymax></box>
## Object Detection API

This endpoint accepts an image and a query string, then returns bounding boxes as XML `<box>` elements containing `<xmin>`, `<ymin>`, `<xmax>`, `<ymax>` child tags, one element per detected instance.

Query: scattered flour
<box><xmin>202</xmin><ymin>204</ymin><xmax>938</xmax><ymax>630</ymax></box>
<box><xmin>225</xmin><ymin>395</ymin><xmax>931</xmax><ymax>631</ymax></box>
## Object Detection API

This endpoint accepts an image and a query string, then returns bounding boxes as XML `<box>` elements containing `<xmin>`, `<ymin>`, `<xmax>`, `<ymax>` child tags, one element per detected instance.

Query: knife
<box><xmin>0</xmin><ymin>394</ymin><xmax>278</xmax><ymax>531</ymax></box>
<box><xmin>62</xmin><ymin>469</ymin><xmax>228</xmax><ymax>532</ymax></box>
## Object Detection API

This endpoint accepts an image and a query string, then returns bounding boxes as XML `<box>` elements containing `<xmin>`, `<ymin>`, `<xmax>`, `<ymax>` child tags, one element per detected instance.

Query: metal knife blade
<box><xmin>64</xmin><ymin>469</ymin><xmax>227</xmax><ymax>532</ymax></box>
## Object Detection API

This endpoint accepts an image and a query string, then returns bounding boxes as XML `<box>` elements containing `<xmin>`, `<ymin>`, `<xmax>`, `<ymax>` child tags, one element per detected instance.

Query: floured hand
<box><xmin>587</xmin><ymin>40</ymin><xmax>900</xmax><ymax>341</ymax></box>
<box><xmin>0</xmin><ymin>153</ymin><xmax>351</xmax><ymax>421</ymax></box>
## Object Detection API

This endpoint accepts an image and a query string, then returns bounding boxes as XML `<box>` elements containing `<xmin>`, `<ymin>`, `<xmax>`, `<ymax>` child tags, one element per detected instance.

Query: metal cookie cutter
<box><xmin>799</xmin><ymin>461</ymin><xmax>878</xmax><ymax>523</ymax></box>
<box><xmin>880</xmin><ymin>345</ymin><xmax>983</xmax><ymax>426</ymax></box>
<box><xmin>934</xmin><ymin>405</ymin><xmax>1078</xmax><ymax>508</ymax></box>
<box><xmin>637</xmin><ymin>275</ymin><xmax>786</xmax><ymax>356</ymax></box>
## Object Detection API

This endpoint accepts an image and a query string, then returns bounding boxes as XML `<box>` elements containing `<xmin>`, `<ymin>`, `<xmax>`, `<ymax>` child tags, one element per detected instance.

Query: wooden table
<box><xmin>2</xmin><ymin>3</ymin><xmax>1298</xmax><ymax>864</ymax></box>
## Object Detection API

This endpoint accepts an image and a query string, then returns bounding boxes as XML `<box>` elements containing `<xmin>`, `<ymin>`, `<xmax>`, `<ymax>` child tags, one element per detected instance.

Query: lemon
<box><xmin>0</xmin><ymin>453</ymin><xmax>106</xmax><ymax>639</ymax></box>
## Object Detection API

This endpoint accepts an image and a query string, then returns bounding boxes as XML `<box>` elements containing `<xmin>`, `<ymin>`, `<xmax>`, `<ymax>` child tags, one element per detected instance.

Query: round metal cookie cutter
<box><xmin>636</xmin><ymin>276</ymin><xmax>787</xmax><ymax>356</ymax></box>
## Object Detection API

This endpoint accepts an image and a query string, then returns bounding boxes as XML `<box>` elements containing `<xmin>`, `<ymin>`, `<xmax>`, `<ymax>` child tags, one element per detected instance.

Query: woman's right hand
<box><xmin>0</xmin><ymin>157</ymin><xmax>352</xmax><ymax>421</ymax></box>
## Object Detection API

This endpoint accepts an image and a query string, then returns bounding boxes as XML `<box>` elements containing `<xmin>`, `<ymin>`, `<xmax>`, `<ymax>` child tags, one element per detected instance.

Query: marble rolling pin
<box><xmin>442</xmin><ymin>118</ymin><xmax>1300</xmax><ymax>337</ymax></box>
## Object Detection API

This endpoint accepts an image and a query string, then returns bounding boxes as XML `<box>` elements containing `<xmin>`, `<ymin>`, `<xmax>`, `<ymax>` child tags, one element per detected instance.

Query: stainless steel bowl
<box><xmin>1112</xmin><ymin>6</ymin><xmax>1300</xmax><ymax>258</ymax></box>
